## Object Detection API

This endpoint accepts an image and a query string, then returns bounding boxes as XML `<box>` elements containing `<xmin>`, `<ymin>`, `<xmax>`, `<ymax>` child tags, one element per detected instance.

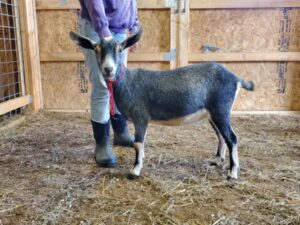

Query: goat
<box><xmin>70</xmin><ymin>27</ymin><xmax>255</xmax><ymax>180</ymax></box>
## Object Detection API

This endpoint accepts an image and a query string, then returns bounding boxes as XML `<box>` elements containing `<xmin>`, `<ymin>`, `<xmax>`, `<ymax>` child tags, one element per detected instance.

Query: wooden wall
<box><xmin>36</xmin><ymin>0</ymin><xmax>300</xmax><ymax>112</ymax></box>
<box><xmin>189</xmin><ymin>8</ymin><xmax>300</xmax><ymax>111</ymax></box>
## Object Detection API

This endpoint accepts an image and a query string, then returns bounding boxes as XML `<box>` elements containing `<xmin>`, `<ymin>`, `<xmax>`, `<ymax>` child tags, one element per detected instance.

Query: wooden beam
<box><xmin>189</xmin><ymin>52</ymin><xmax>300</xmax><ymax>62</ymax></box>
<box><xmin>19</xmin><ymin>0</ymin><xmax>43</xmax><ymax>111</ymax></box>
<box><xmin>177</xmin><ymin>0</ymin><xmax>190</xmax><ymax>67</ymax></box>
<box><xmin>40</xmin><ymin>52</ymin><xmax>171</xmax><ymax>62</ymax></box>
<box><xmin>232</xmin><ymin>111</ymin><xmax>300</xmax><ymax>116</ymax></box>
<box><xmin>44</xmin><ymin>109</ymin><xmax>300</xmax><ymax>116</ymax></box>
<box><xmin>190</xmin><ymin>0</ymin><xmax>300</xmax><ymax>9</ymax></box>
<box><xmin>169</xmin><ymin>7</ymin><xmax>177</xmax><ymax>70</ymax></box>
<box><xmin>129</xmin><ymin>53</ymin><xmax>170</xmax><ymax>62</ymax></box>
<box><xmin>0</xmin><ymin>95</ymin><xmax>33</xmax><ymax>116</ymax></box>
<box><xmin>36</xmin><ymin>0</ymin><xmax>170</xmax><ymax>10</ymax></box>
<box><xmin>40</xmin><ymin>52</ymin><xmax>300</xmax><ymax>63</ymax></box>
<box><xmin>136</xmin><ymin>0</ymin><xmax>170</xmax><ymax>9</ymax></box>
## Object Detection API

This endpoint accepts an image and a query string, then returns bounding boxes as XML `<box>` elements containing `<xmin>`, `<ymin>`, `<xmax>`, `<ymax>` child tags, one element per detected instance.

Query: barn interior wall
<box><xmin>36</xmin><ymin>6</ymin><xmax>300</xmax><ymax>111</ymax></box>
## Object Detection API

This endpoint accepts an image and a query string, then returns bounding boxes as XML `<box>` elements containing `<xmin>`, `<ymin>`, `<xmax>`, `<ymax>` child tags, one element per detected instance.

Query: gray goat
<box><xmin>70</xmin><ymin>27</ymin><xmax>254</xmax><ymax>180</ymax></box>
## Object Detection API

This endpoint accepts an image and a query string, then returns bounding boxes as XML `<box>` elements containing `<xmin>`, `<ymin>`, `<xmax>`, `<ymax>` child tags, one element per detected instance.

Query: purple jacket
<box><xmin>79</xmin><ymin>0</ymin><xmax>138</xmax><ymax>38</ymax></box>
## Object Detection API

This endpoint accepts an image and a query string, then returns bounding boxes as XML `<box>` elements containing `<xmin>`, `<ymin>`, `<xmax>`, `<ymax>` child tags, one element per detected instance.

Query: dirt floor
<box><xmin>0</xmin><ymin>112</ymin><xmax>299</xmax><ymax>225</ymax></box>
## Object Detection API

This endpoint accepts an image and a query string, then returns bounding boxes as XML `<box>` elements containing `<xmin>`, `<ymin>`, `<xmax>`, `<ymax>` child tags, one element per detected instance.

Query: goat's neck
<box><xmin>113</xmin><ymin>63</ymin><xmax>128</xmax><ymax>92</ymax></box>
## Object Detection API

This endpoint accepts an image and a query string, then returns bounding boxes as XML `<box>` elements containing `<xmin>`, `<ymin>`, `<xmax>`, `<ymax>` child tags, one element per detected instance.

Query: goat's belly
<box><xmin>151</xmin><ymin>109</ymin><xmax>210</xmax><ymax>126</ymax></box>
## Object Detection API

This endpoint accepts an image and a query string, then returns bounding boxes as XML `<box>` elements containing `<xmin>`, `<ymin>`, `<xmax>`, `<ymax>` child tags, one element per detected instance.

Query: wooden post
<box><xmin>170</xmin><ymin>6</ymin><xmax>178</xmax><ymax>70</ymax></box>
<box><xmin>18</xmin><ymin>0</ymin><xmax>43</xmax><ymax>111</ymax></box>
<box><xmin>177</xmin><ymin>0</ymin><xmax>189</xmax><ymax>67</ymax></box>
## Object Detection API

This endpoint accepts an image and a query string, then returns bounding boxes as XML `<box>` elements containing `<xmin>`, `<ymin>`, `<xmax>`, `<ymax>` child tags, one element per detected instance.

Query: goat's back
<box><xmin>118</xmin><ymin>62</ymin><xmax>241</xmax><ymax>121</ymax></box>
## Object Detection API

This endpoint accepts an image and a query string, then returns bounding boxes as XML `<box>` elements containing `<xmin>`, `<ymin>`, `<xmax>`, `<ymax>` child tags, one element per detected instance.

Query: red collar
<box><xmin>106</xmin><ymin>64</ymin><xmax>125</xmax><ymax>116</ymax></box>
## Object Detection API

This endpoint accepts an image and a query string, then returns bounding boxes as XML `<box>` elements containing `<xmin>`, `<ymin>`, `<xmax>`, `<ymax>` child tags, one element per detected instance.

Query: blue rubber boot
<box><xmin>111</xmin><ymin>114</ymin><xmax>134</xmax><ymax>147</ymax></box>
<box><xmin>91</xmin><ymin>120</ymin><xmax>117</xmax><ymax>168</ymax></box>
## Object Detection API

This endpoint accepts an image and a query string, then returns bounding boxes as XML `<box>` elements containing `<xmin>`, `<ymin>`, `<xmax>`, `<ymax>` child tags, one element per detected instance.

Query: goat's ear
<box><xmin>121</xmin><ymin>25</ymin><xmax>143</xmax><ymax>50</ymax></box>
<box><xmin>69</xmin><ymin>31</ymin><xmax>96</xmax><ymax>50</ymax></box>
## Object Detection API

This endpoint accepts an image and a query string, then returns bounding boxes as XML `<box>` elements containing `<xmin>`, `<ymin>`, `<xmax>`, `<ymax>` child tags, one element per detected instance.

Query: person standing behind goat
<box><xmin>79</xmin><ymin>0</ymin><xmax>139</xmax><ymax>168</ymax></box>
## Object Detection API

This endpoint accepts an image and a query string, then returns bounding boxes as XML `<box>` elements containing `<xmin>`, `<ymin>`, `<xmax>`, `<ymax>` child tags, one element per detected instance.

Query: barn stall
<box><xmin>0</xmin><ymin>0</ymin><xmax>300</xmax><ymax>224</ymax></box>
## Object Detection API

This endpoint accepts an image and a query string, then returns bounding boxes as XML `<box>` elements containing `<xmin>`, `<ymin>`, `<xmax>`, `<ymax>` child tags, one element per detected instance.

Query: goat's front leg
<box><xmin>128</xmin><ymin>121</ymin><xmax>148</xmax><ymax>179</ymax></box>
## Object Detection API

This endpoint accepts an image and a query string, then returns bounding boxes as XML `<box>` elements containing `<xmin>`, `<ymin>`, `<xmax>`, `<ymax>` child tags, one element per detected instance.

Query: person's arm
<box><xmin>129</xmin><ymin>16</ymin><xmax>139</xmax><ymax>35</ymax></box>
<box><xmin>84</xmin><ymin>0</ymin><xmax>112</xmax><ymax>39</ymax></box>
<box><xmin>128</xmin><ymin>1</ymin><xmax>139</xmax><ymax>52</ymax></box>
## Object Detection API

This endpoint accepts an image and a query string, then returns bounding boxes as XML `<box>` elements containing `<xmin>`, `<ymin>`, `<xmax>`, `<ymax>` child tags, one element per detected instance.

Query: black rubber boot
<box><xmin>111</xmin><ymin>114</ymin><xmax>134</xmax><ymax>147</ymax></box>
<box><xmin>91</xmin><ymin>120</ymin><xmax>117</xmax><ymax>168</ymax></box>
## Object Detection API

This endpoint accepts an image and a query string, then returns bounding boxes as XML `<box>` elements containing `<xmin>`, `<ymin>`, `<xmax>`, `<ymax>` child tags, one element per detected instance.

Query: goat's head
<box><xmin>70</xmin><ymin>26</ymin><xmax>143</xmax><ymax>81</ymax></box>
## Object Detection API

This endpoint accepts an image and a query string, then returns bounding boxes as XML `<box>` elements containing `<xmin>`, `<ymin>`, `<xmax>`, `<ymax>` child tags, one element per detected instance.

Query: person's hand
<box><xmin>103</xmin><ymin>36</ymin><xmax>113</xmax><ymax>41</ymax></box>
<box><xmin>129</xmin><ymin>42</ymin><xmax>139</xmax><ymax>52</ymax></box>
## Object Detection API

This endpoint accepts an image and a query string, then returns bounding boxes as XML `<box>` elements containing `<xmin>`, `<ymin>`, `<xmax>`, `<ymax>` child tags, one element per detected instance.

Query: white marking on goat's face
<box><xmin>151</xmin><ymin>109</ymin><xmax>210</xmax><ymax>126</ymax></box>
<box><xmin>101</xmin><ymin>55</ymin><xmax>117</xmax><ymax>80</ymax></box>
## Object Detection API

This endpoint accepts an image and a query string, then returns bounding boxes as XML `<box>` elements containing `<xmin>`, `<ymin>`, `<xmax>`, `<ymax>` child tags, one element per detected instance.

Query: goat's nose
<box><xmin>104</xmin><ymin>67</ymin><xmax>113</xmax><ymax>74</ymax></box>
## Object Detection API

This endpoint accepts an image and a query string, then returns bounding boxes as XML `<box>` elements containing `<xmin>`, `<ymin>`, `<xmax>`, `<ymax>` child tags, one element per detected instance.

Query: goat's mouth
<box><xmin>103</xmin><ymin>73</ymin><xmax>116</xmax><ymax>81</ymax></box>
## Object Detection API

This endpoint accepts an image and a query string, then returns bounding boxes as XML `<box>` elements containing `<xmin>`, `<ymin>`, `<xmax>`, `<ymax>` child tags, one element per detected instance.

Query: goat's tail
<box><xmin>240</xmin><ymin>79</ymin><xmax>255</xmax><ymax>91</ymax></box>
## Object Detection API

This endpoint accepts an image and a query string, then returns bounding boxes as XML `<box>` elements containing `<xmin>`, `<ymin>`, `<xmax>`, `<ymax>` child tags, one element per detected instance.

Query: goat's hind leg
<box><xmin>128</xmin><ymin>122</ymin><xmax>147</xmax><ymax>180</ymax></box>
<box><xmin>209</xmin><ymin>120</ymin><xmax>226</xmax><ymax>166</ymax></box>
<box><xmin>210</xmin><ymin>115</ymin><xmax>240</xmax><ymax>180</ymax></box>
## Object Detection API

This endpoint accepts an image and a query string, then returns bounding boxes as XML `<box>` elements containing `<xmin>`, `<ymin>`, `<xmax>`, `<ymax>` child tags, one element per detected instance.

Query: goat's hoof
<box><xmin>127</xmin><ymin>173</ymin><xmax>141</xmax><ymax>180</ymax></box>
<box><xmin>210</xmin><ymin>157</ymin><xmax>224</xmax><ymax>166</ymax></box>
<box><xmin>227</xmin><ymin>174</ymin><xmax>238</xmax><ymax>182</ymax></box>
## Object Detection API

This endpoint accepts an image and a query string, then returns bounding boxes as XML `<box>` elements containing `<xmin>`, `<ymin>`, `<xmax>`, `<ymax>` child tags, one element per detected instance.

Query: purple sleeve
<box><xmin>84</xmin><ymin>0</ymin><xmax>111</xmax><ymax>38</ymax></box>
<box><xmin>129</xmin><ymin>1</ymin><xmax>139</xmax><ymax>34</ymax></box>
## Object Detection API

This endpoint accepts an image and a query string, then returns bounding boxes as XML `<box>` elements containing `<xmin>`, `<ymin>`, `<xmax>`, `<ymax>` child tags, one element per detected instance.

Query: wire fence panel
<box><xmin>0</xmin><ymin>0</ymin><xmax>25</xmax><ymax>120</ymax></box>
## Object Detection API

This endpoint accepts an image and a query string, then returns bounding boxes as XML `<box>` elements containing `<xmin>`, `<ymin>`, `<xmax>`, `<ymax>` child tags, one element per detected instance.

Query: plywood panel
<box><xmin>37</xmin><ymin>10</ymin><xmax>79</xmax><ymax>54</ymax></box>
<box><xmin>35</xmin><ymin>0</ymin><xmax>170</xmax><ymax>10</ymax></box>
<box><xmin>41</xmin><ymin>63</ymin><xmax>90</xmax><ymax>110</ymax></box>
<box><xmin>37</xmin><ymin>6</ymin><xmax>299</xmax><ymax>112</ymax></box>
<box><xmin>43</xmin><ymin>61</ymin><xmax>299</xmax><ymax>111</ymax></box>
<box><xmin>37</xmin><ymin>10</ymin><xmax>170</xmax><ymax>54</ymax></box>
<box><xmin>189</xmin><ymin>9</ymin><xmax>300</xmax><ymax>53</ymax></box>
<box><xmin>221</xmin><ymin>62</ymin><xmax>300</xmax><ymax>111</ymax></box>
<box><xmin>289</xmin><ymin>10</ymin><xmax>300</xmax><ymax>52</ymax></box>
<box><xmin>190</xmin><ymin>0</ymin><xmax>300</xmax><ymax>9</ymax></box>
<box><xmin>42</xmin><ymin>62</ymin><xmax>169</xmax><ymax>110</ymax></box>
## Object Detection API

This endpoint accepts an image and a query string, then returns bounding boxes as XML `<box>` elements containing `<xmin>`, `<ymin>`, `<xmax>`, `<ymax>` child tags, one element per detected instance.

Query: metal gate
<box><xmin>0</xmin><ymin>0</ymin><xmax>26</xmax><ymax>119</ymax></box>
